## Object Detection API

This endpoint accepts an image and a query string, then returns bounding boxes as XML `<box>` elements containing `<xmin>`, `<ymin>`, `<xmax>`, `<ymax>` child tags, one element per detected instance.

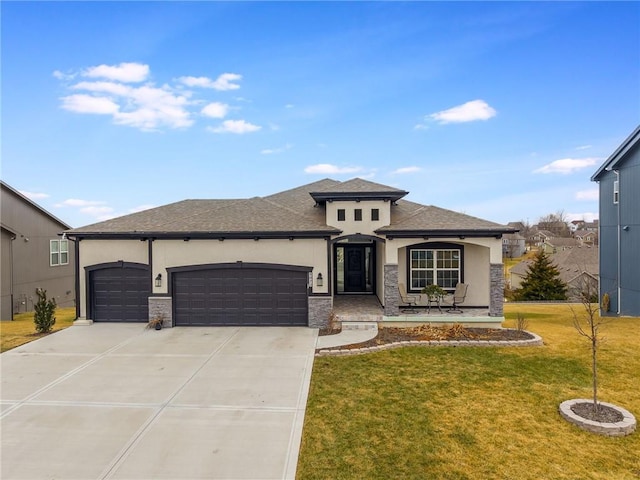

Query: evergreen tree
<box><xmin>34</xmin><ymin>288</ymin><xmax>56</xmax><ymax>333</ymax></box>
<box><xmin>514</xmin><ymin>250</ymin><xmax>567</xmax><ymax>301</ymax></box>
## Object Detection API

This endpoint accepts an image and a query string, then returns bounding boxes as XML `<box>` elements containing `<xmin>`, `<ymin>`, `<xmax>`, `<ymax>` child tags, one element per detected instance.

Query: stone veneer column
<box><xmin>308</xmin><ymin>296</ymin><xmax>333</xmax><ymax>329</ymax></box>
<box><xmin>149</xmin><ymin>296</ymin><xmax>172</xmax><ymax>328</ymax></box>
<box><xmin>489</xmin><ymin>263</ymin><xmax>504</xmax><ymax>317</ymax></box>
<box><xmin>384</xmin><ymin>264</ymin><xmax>399</xmax><ymax>316</ymax></box>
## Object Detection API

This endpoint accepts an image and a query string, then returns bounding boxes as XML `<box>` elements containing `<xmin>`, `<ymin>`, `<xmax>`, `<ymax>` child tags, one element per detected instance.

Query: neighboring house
<box><xmin>1</xmin><ymin>181</ymin><xmax>75</xmax><ymax>320</ymax></box>
<box><xmin>540</xmin><ymin>237</ymin><xmax>579</xmax><ymax>254</ymax></box>
<box><xmin>502</xmin><ymin>232</ymin><xmax>526</xmax><ymax>258</ymax></box>
<box><xmin>574</xmin><ymin>230</ymin><xmax>598</xmax><ymax>247</ymax></box>
<box><xmin>510</xmin><ymin>246</ymin><xmax>599</xmax><ymax>301</ymax></box>
<box><xmin>65</xmin><ymin>178</ymin><xmax>515</xmax><ymax>328</ymax></box>
<box><xmin>591</xmin><ymin>125</ymin><xmax>640</xmax><ymax>316</ymax></box>
<box><xmin>529</xmin><ymin>229</ymin><xmax>554</xmax><ymax>247</ymax></box>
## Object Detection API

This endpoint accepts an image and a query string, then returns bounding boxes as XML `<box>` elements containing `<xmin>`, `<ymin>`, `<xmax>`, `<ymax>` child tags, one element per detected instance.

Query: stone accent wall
<box><xmin>309</xmin><ymin>296</ymin><xmax>332</xmax><ymax>329</ymax></box>
<box><xmin>384</xmin><ymin>264</ymin><xmax>399</xmax><ymax>316</ymax></box>
<box><xmin>149</xmin><ymin>296</ymin><xmax>172</xmax><ymax>328</ymax></box>
<box><xmin>489</xmin><ymin>263</ymin><xmax>504</xmax><ymax>317</ymax></box>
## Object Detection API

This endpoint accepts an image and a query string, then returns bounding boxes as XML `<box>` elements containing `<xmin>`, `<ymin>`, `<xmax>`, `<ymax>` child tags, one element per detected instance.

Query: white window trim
<box><xmin>409</xmin><ymin>248</ymin><xmax>461</xmax><ymax>292</ymax></box>
<box><xmin>50</xmin><ymin>239</ymin><xmax>69</xmax><ymax>267</ymax></box>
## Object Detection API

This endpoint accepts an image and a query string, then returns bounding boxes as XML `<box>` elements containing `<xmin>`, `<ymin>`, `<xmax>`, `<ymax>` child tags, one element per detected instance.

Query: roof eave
<box><xmin>65</xmin><ymin>229</ymin><xmax>341</xmax><ymax>240</ymax></box>
<box><xmin>591</xmin><ymin>125</ymin><xmax>640</xmax><ymax>181</ymax></box>
<box><xmin>309</xmin><ymin>191</ymin><xmax>408</xmax><ymax>203</ymax></box>
<box><xmin>375</xmin><ymin>228</ymin><xmax>515</xmax><ymax>239</ymax></box>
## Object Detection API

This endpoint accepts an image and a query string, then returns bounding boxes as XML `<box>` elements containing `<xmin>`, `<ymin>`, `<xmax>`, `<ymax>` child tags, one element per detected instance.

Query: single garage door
<box><xmin>173</xmin><ymin>264</ymin><xmax>309</xmax><ymax>326</ymax></box>
<box><xmin>90</xmin><ymin>265</ymin><xmax>150</xmax><ymax>322</ymax></box>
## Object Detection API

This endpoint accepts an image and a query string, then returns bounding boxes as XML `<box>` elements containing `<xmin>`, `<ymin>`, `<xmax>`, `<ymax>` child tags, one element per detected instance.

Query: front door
<box><xmin>345</xmin><ymin>246</ymin><xmax>365</xmax><ymax>292</ymax></box>
<box><xmin>335</xmin><ymin>244</ymin><xmax>375</xmax><ymax>294</ymax></box>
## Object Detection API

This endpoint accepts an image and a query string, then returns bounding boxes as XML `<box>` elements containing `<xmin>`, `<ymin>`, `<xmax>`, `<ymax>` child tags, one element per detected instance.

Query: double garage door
<box><xmin>173</xmin><ymin>265</ymin><xmax>310</xmax><ymax>326</ymax></box>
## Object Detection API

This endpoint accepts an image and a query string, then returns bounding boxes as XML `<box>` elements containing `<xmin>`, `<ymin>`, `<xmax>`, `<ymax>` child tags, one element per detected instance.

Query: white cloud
<box><xmin>428</xmin><ymin>99</ymin><xmax>497</xmax><ymax>124</ymax></box>
<box><xmin>261</xmin><ymin>143</ymin><xmax>292</xmax><ymax>155</ymax></box>
<box><xmin>178</xmin><ymin>73</ymin><xmax>242</xmax><ymax>91</ymax></box>
<box><xmin>80</xmin><ymin>205</ymin><xmax>114</xmax><ymax>216</ymax></box>
<box><xmin>83</xmin><ymin>62</ymin><xmax>149</xmax><ymax>83</ymax></box>
<box><xmin>201</xmin><ymin>102</ymin><xmax>229</xmax><ymax>118</ymax></box>
<box><xmin>576</xmin><ymin>188</ymin><xmax>599</xmax><ymax>201</ymax></box>
<box><xmin>534</xmin><ymin>158</ymin><xmax>599</xmax><ymax>175</ymax></box>
<box><xmin>57</xmin><ymin>64</ymin><xmax>255</xmax><ymax>132</ymax></box>
<box><xmin>413</xmin><ymin>124</ymin><xmax>429</xmax><ymax>131</ymax></box>
<box><xmin>304</xmin><ymin>164</ymin><xmax>362</xmax><ymax>174</ymax></box>
<box><xmin>19</xmin><ymin>190</ymin><xmax>50</xmax><ymax>200</ymax></box>
<box><xmin>209</xmin><ymin>119</ymin><xmax>261</xmax><ymax>134</ymax></box>
<box><xmin>53</xmin><ymin>70</ymin><xmax>76</xmax><ymax>81</ymax></box>
<box><xmin>285</xmin><ymin>104</ymin><xmax>295</xmax><ymax>109</ymax></box>
<box><xmin>392</xmin><ymin>166</ymin><xmax>421</xmax><ymax>174</ymax></box>
<box><xmin>576</xmin><ymin>144</ymin><xmax>592</xmax><ymax>150</ymax></box>
<box><xmin>56</xmin><ymin>199</ymin><xmax>107</xmax><ymax>208</ymax></box>
<box><xmin>60</xmin><ymin>94</ymin><xmax>120</xmax><ymax>115</ymax></box>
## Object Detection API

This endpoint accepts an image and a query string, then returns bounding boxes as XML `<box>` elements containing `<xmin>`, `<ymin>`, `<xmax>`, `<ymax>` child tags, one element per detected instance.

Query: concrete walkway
<box><xmin>315</xmin><ymin>322</ymin><xmax>378</xmax><ymax>349</ymax></box>
<box><xmin>1</xmin><ymin>324</ymin><xmax>317</xmax><ymax>480</ymax></box>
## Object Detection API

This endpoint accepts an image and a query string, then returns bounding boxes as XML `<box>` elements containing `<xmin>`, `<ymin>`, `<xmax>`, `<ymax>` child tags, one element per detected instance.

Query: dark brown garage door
<box><xmin>90</xmin><ymin>265</ymin><xmax>150</xmax><ymax>322</ymax></box>
<box><xmin>172</xmin><ymin>264</ymin><xmax>309</xmax><ymax>326</ymax></box>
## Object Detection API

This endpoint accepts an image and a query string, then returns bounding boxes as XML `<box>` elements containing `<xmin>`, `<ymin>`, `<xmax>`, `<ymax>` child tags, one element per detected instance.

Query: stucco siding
<box><xmin>325</xmin><ymin>200</ymin><xmax>391</xmax><ymax>234</ymax></box>
<box><xmin>152</xmin><ymin>238</ymin><xmax>328</xmax><ymax>295</ymax></box>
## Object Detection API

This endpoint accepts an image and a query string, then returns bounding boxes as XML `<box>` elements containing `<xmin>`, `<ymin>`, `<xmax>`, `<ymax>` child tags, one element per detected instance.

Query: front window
<box><xmin>410</xmin><ymin>248</ymin><xmax>460</xmax><ymax>291</ymax></box>
<box><xmin>354</xmin><ymin>208</ymin><xmax>362</xmax><ymax>221</ymax></box>
<box><xmin>50</xmin><ymin>239</ymin><xmax>69</xmax><ymax>266</ymax></box>
<box><xmin>337</xmin><ymin>209</ymin><xmax>346</xmax><ymax>221</ymax></box>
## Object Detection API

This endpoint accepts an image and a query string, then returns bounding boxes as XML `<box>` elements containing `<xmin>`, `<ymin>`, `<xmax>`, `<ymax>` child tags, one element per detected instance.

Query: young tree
<box><xmin>571</xmin><ymin>275</ymin><xmax>608</xmax><ymax>415</ymax></box>
<box><xmin>514</xmin><ymin>250</ymin><xmax>568</xmax><ymax>301</ymax></box>
<box><xmin>33</xmin><ymin>288</ymin><xmax>56</xmax><ymax>334</ymax></box>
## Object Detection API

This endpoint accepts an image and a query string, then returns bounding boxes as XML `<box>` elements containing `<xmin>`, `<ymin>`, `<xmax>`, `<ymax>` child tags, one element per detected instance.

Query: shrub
<box><xmin>33</xmin><ymin>288</ymin><xmax>56</xmax><ymax>334</ymax></box>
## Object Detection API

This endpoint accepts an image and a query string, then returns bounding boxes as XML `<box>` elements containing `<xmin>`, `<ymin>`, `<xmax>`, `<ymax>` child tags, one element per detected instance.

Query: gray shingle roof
<box><xmin>67</xmin><ymin>177</ymin><xmax>513</xmax><ymax>237</ymax></box>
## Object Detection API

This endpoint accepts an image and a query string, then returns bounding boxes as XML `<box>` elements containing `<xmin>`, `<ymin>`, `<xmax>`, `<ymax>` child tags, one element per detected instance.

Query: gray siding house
<box><xmin>591</xmin><ymin>126</ymin><xmax>640</xmax><ymax>316</ymax></box>
<box><xmin>1</xmin><ymin>181</ymin><xmax>75</xmax><ymax>320</ymax></box>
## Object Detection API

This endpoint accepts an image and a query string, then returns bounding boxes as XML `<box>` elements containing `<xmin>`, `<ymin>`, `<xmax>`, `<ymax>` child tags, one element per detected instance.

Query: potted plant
<box><xmin>421</xmin><ymin>284</ymin><xmax>446</xmax><ymax>299</ymax></box>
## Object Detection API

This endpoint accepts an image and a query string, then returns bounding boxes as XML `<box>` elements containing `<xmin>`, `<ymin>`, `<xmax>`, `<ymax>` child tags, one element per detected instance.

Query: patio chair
<box><xmin>441</xmin><ymin>283</ymin><xmax>468</xmax><ymax>313</ymax></box>
<box><xmin>398</xmin><ymin>283</ymin><xmax>419</xmax><ymax>313</ymax></box>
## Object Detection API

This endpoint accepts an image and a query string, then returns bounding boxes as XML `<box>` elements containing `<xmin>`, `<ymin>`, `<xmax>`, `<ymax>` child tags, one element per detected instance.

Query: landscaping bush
<box><xmin>33</xmin><ymin>288</ymin><xmax>56</xmax><ymax>334</ymax></box>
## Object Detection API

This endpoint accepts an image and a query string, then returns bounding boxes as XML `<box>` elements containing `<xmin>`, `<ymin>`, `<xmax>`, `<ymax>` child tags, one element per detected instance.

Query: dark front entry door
<box><xmin>345</xmin><ymin>246</ymin><xmax>366</xmax><ymax>292</ymax></box>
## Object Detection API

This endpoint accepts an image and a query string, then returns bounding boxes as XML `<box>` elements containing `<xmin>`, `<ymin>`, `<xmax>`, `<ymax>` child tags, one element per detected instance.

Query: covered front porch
<box><xmin>332</xmin><ymin>295</ymin><xmax>503</xmax><ymax>329</ymax></box>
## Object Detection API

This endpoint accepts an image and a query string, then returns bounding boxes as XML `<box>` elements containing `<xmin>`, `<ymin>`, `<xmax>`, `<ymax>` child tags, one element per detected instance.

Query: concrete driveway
<box><xmin>1</xmin><ymin>324</ymin><xmax>318</xmax><ymax>480</ymax></box>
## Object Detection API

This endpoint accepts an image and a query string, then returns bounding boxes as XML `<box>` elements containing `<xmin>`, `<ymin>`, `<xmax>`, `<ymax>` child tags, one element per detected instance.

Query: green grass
<box><xmin>297</xmin><ymin>304</ymin><xmax>640</xmax><ymax>480</ymax></box>
<box><xmin>0</xmin><ymin>307</ymin><xmax>76</xmax><ymax>352</ymax></box>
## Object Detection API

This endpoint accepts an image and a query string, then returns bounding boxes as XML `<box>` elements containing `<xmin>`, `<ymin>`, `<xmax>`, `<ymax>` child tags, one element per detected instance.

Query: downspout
<box><xmin>615</xmin><ymin>170</ymin><xmax>621</xmax><ymax>314</ymax></box>
<box><xmin>10</xmin><ymin>234</ymin><xmax>16</xmax><ymax>321</ymax></box>
<box><xmin>74</xmin><ymin>238</ymin><xmax>81</xmax><ymax>320</ymax></box>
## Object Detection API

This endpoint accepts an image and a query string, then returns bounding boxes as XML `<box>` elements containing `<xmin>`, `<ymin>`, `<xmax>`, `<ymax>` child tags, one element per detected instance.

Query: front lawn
<box><xmin>0</xmin><ymin>307</ymin><xmax>76</xmax><ymax>352</ymax></box>
<box><xmin>297</xmin><ymin>304</ymin><xmax>640</xmax><ymax>479</ymax></box>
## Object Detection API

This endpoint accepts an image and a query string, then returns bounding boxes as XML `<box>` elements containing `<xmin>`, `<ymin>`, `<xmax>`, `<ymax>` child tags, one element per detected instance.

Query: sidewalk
<box><xmin>315</xmin><ymin>322</ymin><xmax>378</xmax><ymax>349</ymax></box>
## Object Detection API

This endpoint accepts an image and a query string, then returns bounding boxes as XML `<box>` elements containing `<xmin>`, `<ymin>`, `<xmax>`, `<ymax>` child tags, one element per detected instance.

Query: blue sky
<box><xmin>2</xmin><ymin>1</ymin><xmax>639</xmax><ymax>228</ymax></box>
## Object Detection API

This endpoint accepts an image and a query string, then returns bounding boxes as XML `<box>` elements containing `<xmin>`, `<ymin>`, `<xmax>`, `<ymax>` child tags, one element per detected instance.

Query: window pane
<box><xmin>354</xmin><ymin>209</ymin><xmax>362</xmax><ymax>221</ymax></box>
<box><xmin>60</xmin><ymin>252</ymin><xmax>68</xmax><ymax>265</ymax></box>
<box><xmin>51</xmin><ymin>253</ymin><xmax>59</xmax><ymax>266</ymax></box>
<box><xmin>371</xmin><ymin>208</ymin><xmax>379</xmax><ymax>221</ymax></box>
<box><xmin>60</xmin><ymin>240</ymin><xmax>68</xmax><ymax>253</ymax></box>
<box><xmin>50</xmin><ymin>240</ymin><xmax>59</xmax><ymax>253</ymax></box>
<box><xmin>337</xmin><ymin>209</ymin><xmax>345</xmax><ymax>221</ymax></box>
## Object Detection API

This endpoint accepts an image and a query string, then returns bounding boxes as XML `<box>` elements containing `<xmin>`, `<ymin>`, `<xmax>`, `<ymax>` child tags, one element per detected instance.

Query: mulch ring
<box><xmin>319</xmin><ymin>323</ymin><xmax>535</xmax><ymax>351</ymax></box>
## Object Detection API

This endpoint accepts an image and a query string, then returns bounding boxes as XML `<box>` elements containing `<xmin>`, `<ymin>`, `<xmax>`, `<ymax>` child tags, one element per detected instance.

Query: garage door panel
<box><xmin>173</xmin><ymin>266</ymin><xmax>308</xmax><ymax>326</ymax></box>
<box><xmin>91</xmin><ymin>267</ymin><xmax>150</xmax><ymax>322</ymax></box>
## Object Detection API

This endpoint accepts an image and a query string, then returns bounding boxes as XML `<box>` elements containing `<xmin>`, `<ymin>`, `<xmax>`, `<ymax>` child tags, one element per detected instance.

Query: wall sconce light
<box><xmin>155</xmin><ymin>273</ymin><xmax>162</xmax><ymax>288</ymax></box>
<box><xmin>316</xmin><ymin>273</ymin><xmax>323</xmax><ymax>287</ymax></box>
